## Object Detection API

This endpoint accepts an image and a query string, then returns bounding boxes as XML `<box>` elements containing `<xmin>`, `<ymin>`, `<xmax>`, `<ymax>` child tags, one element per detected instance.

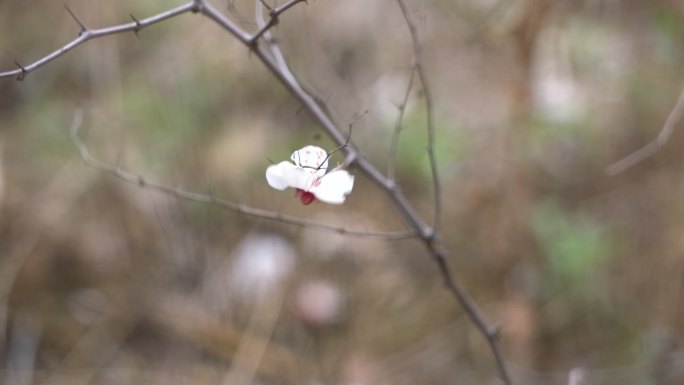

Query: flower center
<box><xmin>295</xmin><ymin>189</ymin><xmax>316</xmax><ymax>205</ymax></box>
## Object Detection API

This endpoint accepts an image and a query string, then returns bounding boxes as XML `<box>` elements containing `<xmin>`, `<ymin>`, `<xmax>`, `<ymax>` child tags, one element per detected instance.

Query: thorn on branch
<box><xmin>64</xmin><ymin>5</ymin><xmax>89</xmax><ymax>35</ymax></box>
<box><xmin>14</xmin><ymin>61</ymin><xmax>27</xmax><ymax>81</ymax></box>
<box><xmin>259</xmin><ymin>0</ymin><xmax>274</xmax><ymax>12</ymax></box>
<box><xmin>130</xmin><ymin>14</ymin><xmax>142</xmax><ymax>35</ymax></box>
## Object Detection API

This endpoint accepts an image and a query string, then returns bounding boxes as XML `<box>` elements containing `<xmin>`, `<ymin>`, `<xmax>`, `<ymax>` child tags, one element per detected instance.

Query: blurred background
<box><xmin>1</xmin><ymin>0</ymin><xmax>684</xmax><ymax>384</ymax></box>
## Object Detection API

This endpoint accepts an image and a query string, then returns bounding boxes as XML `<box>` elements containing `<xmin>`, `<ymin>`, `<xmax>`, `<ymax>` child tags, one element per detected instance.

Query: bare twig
<box><xmin>319</xmin><ymin>111</ymin><xmax>366</xmax><ymax>171</ymax></box>
<box><xmin>0</xmin><ymin>2</ymin><xmax>197</xmax><ymax>79</ymax></box>
<box><xmin>69</xmin><ymin>111</ymin><xmax>414</xmax><ymax>241</ymax></box>
<box><xmin>395</xmin><ymin>0</ymin><xmax>442</xmax><ymax>235</ymax></box>
<box><xmin>387</xmin><ymin>66</ymin><xmax>417</xmax><ymax>181</ymax></box>
<box><xmin>606</xmin><ymin>87</ymin><xmax>684</xmax><ymax>176</ymax></box>
<box><xmin>295</xmin><ymin>112</ymin><xmax>358</xmax><ymax>173</ymax></box>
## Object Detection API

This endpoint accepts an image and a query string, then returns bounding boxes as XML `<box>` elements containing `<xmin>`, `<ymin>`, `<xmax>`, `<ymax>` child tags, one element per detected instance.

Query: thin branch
<box><xmin>395</xmin><ymin>0</ymin><xmax>442</xmax><ymax>235</ymax></box>
<box><xmin>318</xmin><ymin>111</ymin><xmax>366</xmax><ymax>171</ymax></box>
<box><xmin>69</xmin><ymin>111</ymin><xmax>414</xmax><ymax>241</ymax></box>
<box><xmin>0</xmin><ymin>2</ymin><xmax>197</xmax><ymax>79</ymax></box>
<box><xmin>606</xmin><ymin>87</ymin><xmax>684</xmax><ymax>176</ymax></box>
<box><xmin>387</xmin><ymin>65</ymin><xmax>416</xmax><ymax>181</ymax></box>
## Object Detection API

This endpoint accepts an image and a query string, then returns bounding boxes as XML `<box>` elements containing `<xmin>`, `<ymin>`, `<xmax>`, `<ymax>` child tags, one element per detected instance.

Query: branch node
<box><xmin>424</xmin><ymin>227</ymin><xmax>436</xmax><ymax>242</ymax></box>
<box><xmin>487</xmin><ymin>324</ymin><xmax>501</xmax><ymax>339</ymax></box>
<box><xmin>64</xmin><ymin>5</ymin><xmax>89</xmax><ymax>35</ymax></box>
<box><xmin>137</xmin><ymin>176</ymin><xmax>146</xmax><ymax>187</ymax></box>
<box><xmin>14</xmin><ymin>61</ymin><xmax>27</xmax><ymax>81</ymax></box>
<box><xmin>191</xmin><ymin>0</ymin><xmax>204</xmax><ymax>13</ymax></box>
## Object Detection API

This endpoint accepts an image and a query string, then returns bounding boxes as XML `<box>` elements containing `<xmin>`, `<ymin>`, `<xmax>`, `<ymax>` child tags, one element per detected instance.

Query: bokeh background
<box><xmin>1</xmin><ymin>0</ymin><xmax>684</xmax><ymax>384</ymax></box>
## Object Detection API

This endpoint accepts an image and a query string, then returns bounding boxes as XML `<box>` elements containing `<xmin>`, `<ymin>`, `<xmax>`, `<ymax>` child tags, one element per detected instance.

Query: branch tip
<box><xmin>259</xmin><ymin>0</ymin><xmax>273</xmax><ymax>12</ymax></box>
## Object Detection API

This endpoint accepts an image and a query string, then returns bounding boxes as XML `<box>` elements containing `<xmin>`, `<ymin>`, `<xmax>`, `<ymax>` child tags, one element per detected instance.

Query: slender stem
<box><xmin>429</xmin><ymin>244</ymin><xmax>513</xmax><ymax>385</ymax></box>
<box><xmin>396</xmin><ymin>0</ymin><xmax>443</xmax><ymax>235</ymax></box>
<box><xmin>387</xmin><ymin>66</ymin><xmax>416</xmax><ymax>181</ymax></box>
<box><xmin>606</xmin><ymin>86</ymin><xmax>684</xmax><ymax>176</ymax></box>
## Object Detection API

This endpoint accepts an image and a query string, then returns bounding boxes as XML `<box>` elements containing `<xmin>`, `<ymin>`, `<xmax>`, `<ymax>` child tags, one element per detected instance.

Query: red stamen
<box><xmin>295</xmin><ymin>189</ymin><xmax>316</xmax><ymax>205</ymax></box>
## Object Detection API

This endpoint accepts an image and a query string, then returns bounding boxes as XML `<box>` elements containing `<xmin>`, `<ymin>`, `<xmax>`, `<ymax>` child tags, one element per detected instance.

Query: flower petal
<box><xmin>266</xmin><ymin>161</ymin><xmax>317</xmax><ymax>191</ymax></box>
<box><xmin>291</xmin><ymin>146</ymin><xmax>328</xmax><ymax>179</ymax></box>
<box><xmin>310</xmin><ymin>169</ymin><xmax>354</xmax><ymax>204</ymax></box>
<box><xmin>266</xmin><ymin>161</ymin><xmax>295</xmax><ymax>190</ymax></box>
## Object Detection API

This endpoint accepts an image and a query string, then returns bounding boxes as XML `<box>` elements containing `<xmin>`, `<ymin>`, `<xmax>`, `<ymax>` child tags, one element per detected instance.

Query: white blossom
<box><xmin>266</xmin><ymin>145</ymin><xmax>354</xmax><ymax>205</ymax></box>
